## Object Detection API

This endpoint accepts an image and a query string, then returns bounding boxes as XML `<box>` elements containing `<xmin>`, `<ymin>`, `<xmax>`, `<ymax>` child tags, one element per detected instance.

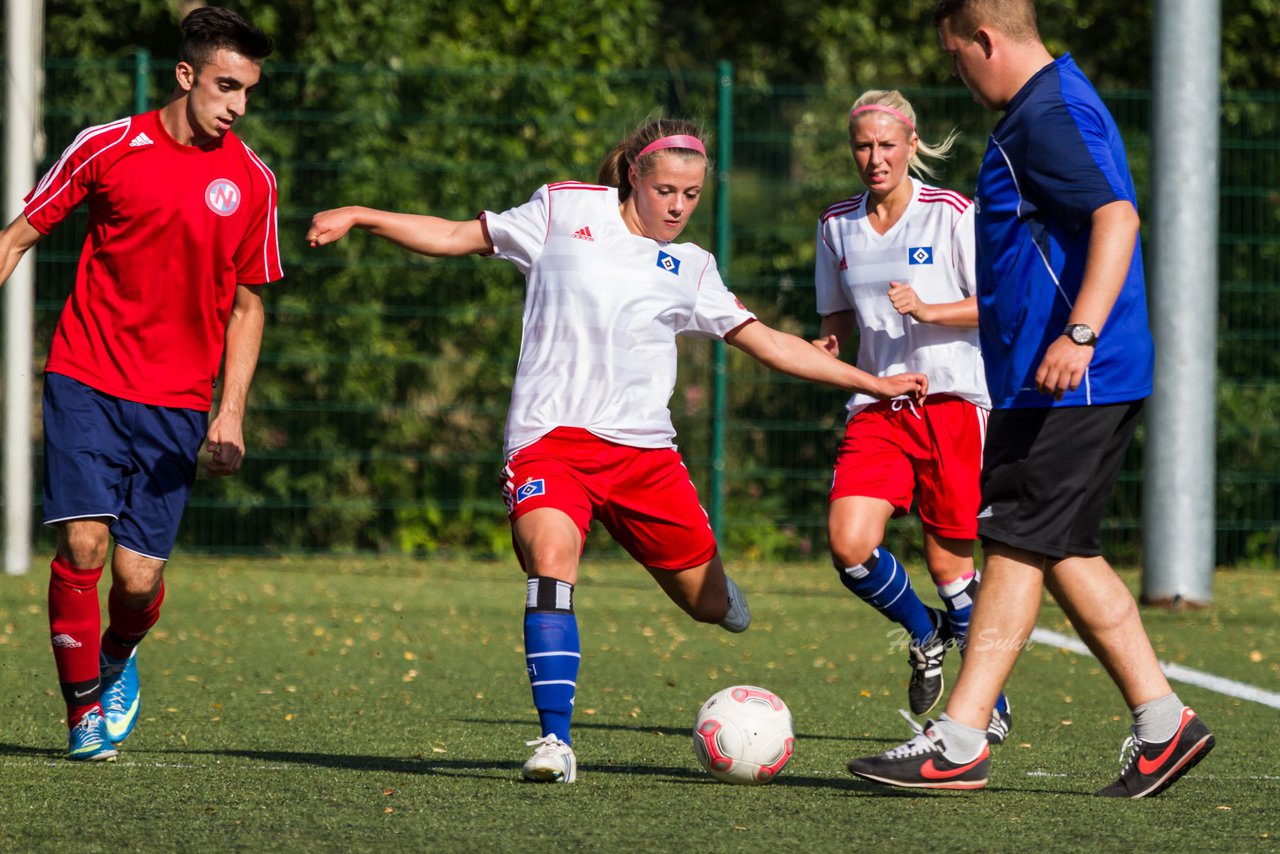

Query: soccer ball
<box><xmin>692</xmin><ymin>685</ymin><xmax>795</xmax><ymax>784</ymax></box>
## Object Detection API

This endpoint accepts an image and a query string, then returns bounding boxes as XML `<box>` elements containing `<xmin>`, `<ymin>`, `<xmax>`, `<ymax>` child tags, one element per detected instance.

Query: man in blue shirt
<box><xmin>847</xmin><ymin>0</ymin><xmax>1215</xmax><ymax>798</ymax></box>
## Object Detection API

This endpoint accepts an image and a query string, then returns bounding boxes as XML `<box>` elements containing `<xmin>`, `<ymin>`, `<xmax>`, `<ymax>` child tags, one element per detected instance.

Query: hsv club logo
<box><xmin>908</xmin><ymin>246</ymin><xmax>934</xmax><ymax>265</ymax></box>
<box><xmin>205</xmin><ymin>178</ymin><xmax>242</xmax><ymax>216</ymax></box>
<box><xmin>656</xmin><ymin>250</ymin><xmax>681</xmax><ymax>275</ymax></box>
<box><xmin>515</xmin><ymin>478</ymin><xmax>546</xmax><ymax>504</ymax></box>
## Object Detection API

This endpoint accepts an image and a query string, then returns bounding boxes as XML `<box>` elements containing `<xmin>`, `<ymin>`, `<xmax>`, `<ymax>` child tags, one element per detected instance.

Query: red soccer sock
<box><xmin>48</xmin><ymin>557</ymin><xmax>104</xmax><ymax>720</ymax></box>
<box><xmin>102</xmin><ymin>581</ymin><xmax>165</xmax><ymax>660</ymax></box>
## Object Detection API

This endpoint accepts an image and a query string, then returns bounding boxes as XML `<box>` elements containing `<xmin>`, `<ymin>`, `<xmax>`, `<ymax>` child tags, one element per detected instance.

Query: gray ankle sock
<box><xmin>934</xmin><ymin>713</ymin><xmax>989</xmax><ymax>763</ymax></box>
<box><xmin>1132</xmin><ymin>693</ymin><xmax>1184</xmax><ymax>743</ymax></box>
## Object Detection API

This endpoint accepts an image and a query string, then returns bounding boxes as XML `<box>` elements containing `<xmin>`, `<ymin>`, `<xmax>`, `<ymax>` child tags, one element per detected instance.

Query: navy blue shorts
<box><xmin>42</xmin><ymin>372</ymin><xmax>207</xmax><ymax>561</ymax></box>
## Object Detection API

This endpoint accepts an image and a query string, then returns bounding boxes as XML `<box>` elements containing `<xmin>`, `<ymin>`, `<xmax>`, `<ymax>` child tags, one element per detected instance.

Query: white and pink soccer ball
<box><xmin>692</xmin><ymin>685</ymin><xmax>795</xmax><ymax>784</ymax></box>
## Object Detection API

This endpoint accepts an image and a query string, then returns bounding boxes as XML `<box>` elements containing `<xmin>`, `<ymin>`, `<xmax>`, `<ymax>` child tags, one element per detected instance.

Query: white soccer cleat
<box><xmin>720</xmin><ymin>576</ymin><xmax>751</xmax><ymax>633</ymax></box>
<box><xmin>522</xmin><ymin>734</ymin><xmax>577</xmax><ymax>783</ymax></box>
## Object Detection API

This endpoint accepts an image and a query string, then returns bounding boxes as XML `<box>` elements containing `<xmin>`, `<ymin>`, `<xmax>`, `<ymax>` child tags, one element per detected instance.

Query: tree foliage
<box><xmin>21</xmin><ymin>0</ymin><xmax>1280</xmax><ymax>563</ymax></box>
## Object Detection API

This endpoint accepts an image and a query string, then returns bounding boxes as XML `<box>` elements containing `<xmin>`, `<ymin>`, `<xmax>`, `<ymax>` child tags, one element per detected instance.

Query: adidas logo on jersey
<box><xmin>571</xmin><ymin>226</ymin><xmax>594</xmax><ymax>241</ymax></box>
<box><xmin>129</xmin><ymin>132</ymin><xmax>154</xmax><ymax>148</ymax></box>
<box><xmin>839</xmin><ymin>255</ymin><xmax>848</xmax><ymax>271</ymax></box>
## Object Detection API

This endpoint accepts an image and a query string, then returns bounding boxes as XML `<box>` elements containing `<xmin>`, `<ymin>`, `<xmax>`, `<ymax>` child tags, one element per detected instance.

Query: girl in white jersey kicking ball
<box><xmin>308</xmin><ymin>118</ymin><xmax>926</xmax><ymax>783</ymax></box>
<box><xmin>813</xmin><ymin>90</ymin><xmax>1009</xmax><ymax>742</ymax></box>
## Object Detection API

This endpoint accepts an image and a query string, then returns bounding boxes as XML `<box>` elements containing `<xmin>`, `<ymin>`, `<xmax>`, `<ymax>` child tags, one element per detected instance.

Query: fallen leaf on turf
<box><xmin>1217</xmin><ymin>805</ymin><xmax>1231</xmax><ymax>811</ymax></box>
<box><xmin>383</xmin><ymin>788</ymin><xmax>396</xmax><ymax>796</ymax></box>
<box><xmin>1250</xmin><ymin>650</ymin><xmax>1263</xmax><ymax>662</ymax></box>
<box><xmin>431</xmin><ymin>747</ymin><xmax>446</xmax><ymax>754</ymax></box>
<box><xmin>385</xmin><ymin>807</ymin><xmax>394</xmax><ymax>814</ymax></box>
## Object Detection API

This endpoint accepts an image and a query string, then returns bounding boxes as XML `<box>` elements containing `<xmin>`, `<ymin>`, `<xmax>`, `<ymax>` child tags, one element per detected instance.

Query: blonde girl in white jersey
<box><xmin>308</xmin><ymin>118</ymin><xmax>927</xmax><ymax>783</ymax></box>
<box><xmin>813</xmin><ymin>90</ymin><xmax>1009</xmax><ymax>741</ymax></box>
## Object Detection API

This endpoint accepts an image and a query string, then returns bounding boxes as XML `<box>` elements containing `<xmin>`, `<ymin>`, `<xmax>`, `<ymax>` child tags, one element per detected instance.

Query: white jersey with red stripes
<box><xmin>483</xmin><ymin>182</ymin><xmax>756</xmax><ymax>456</ymax></box>
<box><xmin>24</xmin><ymin>110</ymin><xmax>282</xmax><ymax>410</ymax></box>
<box><xmin>815</xmin><ymin>178</ymin><xmax>989</xmax><ymax>415</ymax></box>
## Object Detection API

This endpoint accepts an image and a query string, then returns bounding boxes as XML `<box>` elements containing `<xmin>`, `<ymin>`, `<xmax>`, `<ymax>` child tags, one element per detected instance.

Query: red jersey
<box><xmin>24</xmin><ymin>110</ymin><xmax>283</xmax><ymax>410</ymax></box>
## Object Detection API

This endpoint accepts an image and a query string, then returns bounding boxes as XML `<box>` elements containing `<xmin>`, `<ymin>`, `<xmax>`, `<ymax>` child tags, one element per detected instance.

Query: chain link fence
<box><xmin>10</xmin><ymin>58</ymin><xmax>1278</xmax><ymax>566</ymax></box>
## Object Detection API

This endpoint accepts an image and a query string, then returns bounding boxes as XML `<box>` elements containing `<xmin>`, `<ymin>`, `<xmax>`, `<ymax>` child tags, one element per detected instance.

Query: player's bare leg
<box><xmin>99</xmin><ymin>547</ymin><xmax>167</xmax><ymax>745</ymax></box>
<box><xmin>513</xmin><ymin>507</ymin><xmax>582</xmax><ymax>584</ymax></box>
<box><xmin>1046</xmin><ymin>556</ymin><xmax>1214</xmax><ymax>797</ymax></box>
<box><xmin>943</xmin><ymin>543</ymin><xmax>1044</xmax><ymax>732</ymax></box>
<box><xmin>1044</xmin><ymin>556</ymin><xmax>1172</xmax><ymax>706</ymax></box>
<box><xmin>646</xmin><ymin>554</ymin><xmax>749</xmax><ymax>631</ymax></box>
<box><xmin>926</xmin><ymin>532</ymin><xmax>1011</xmax><ymax>741</ymax></box>
<box><xmin>831</xmin><ymin>496</ymin><xmax>946</xmax><ymax>712</ymax></box>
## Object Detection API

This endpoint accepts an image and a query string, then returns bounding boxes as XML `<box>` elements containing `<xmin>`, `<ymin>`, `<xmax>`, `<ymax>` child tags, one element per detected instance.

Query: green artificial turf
<box><xmin>1</xmin><ymin>556</ymin><xmax>1275</xmax><ymax>851</ymax></box>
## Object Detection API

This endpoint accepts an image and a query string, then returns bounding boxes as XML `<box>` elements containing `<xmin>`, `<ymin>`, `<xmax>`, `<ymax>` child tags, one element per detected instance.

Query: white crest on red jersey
<box><xmin>205</xmin><ymin>179</ymin><xmax>241</xmax><ymax>216</ymax></box>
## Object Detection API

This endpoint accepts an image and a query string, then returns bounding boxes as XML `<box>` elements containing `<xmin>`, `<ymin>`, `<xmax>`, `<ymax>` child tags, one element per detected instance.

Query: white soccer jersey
<box><xmin>484</xmin><ymin>182</ymin><xmax>756</xmax><ymax>457</ymax></box>
<box><xmin>815</xmin><ymin>179</ymin><xmax>990</xmax><ymax>415</ymax></box>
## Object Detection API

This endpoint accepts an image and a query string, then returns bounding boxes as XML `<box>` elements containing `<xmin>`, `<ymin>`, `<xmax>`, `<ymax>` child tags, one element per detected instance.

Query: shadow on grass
<box><xmin>0</xmin><ymin>741</ymin><xmax>1089</xmax><ymax>796</ymax></box>
<box><xmin>453</xmin><ymin>716</ymin><xmax>902</xmax><ymax>747</ymax></box>
<box><xmin>0</xmin><ymin>743</ymin><xmax>62</xmax><ymax>759</ymax></box>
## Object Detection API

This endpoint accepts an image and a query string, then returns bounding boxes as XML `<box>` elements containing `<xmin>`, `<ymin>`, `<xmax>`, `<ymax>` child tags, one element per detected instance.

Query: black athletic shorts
<box><xmin>978</xmin><ymin>401</ymin><xmax>1143</xmax><ymax>560</ymax></box>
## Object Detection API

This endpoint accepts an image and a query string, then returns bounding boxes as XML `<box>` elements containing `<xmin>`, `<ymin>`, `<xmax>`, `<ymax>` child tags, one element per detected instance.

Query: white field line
<box><xmin>1030</xmin><ymin>627</ymin><xmax>1280</xmax><ymax>710</ymax></box>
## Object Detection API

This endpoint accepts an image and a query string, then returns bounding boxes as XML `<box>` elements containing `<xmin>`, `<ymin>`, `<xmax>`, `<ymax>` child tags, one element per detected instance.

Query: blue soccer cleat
<box><xmin>68</xmin><ymin>709</ymin><xmax>118</xmax><ymax>762</ymax></box>
<box><xmin>100</xmin><ymin>648</ymin><xmax>140</xmax><ymax>744</ymax></box>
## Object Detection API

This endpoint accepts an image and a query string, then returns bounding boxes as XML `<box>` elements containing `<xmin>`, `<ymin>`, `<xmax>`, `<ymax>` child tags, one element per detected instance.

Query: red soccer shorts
<box><xmin>501</xmin><ymin>427</ymin><xmax>717</xmax><ymax>571</ymax></box>
<box><xmin>829</xmin><ymin>394</ymin><xmax>987</xmax><ymax>540</ymax></box>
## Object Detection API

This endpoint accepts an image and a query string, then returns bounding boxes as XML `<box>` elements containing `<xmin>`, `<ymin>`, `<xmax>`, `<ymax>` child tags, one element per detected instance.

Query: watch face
<box><xmin>1069</xmin><ymin>325</ymin><xmax>1095</xmax><ymax>345</ymax></box>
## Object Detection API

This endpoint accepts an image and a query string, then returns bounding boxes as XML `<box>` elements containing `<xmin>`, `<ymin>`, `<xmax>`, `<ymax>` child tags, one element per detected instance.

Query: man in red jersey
<box><xmin>0</xmin><ymin>7</ymin><xmax>281</xmax><ymax>760</ymax></box>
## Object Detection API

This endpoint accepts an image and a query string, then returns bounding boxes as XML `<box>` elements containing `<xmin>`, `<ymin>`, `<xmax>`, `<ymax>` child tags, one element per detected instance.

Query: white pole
<box><xmin>1143</xmin><ymin>0</ymin><xmax>1221</xmax><ymax>605</ymax></box>
<box><xmin>4</xmin><ymin>0</ymin><xmax>44</xmax><ymax>576</ymax></box>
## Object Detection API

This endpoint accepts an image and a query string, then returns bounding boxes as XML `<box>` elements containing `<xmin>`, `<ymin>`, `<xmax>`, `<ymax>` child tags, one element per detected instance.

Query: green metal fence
<box><xmin>11</xmin><ymin>58</ymin><xmax>1280</xmax><ymax>566</ymax></box>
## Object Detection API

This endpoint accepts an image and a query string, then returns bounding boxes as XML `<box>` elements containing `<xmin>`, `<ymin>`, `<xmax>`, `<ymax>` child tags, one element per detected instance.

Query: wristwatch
<box><xmin>1064</xmin><ymin>323</ymin><xmax>1098</xmax><ymax>347</ymax></box>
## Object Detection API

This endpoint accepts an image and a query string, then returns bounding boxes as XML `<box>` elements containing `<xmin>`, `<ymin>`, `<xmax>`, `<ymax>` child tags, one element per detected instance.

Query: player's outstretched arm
<box><xmin>0</xmin><ymin>215</ymin><xmax>43</xmax><ymax>287</ymax></box>
<box><xmin>727</xmin><ymin>320</ymin><xmax>927</xmax><ymax>400</ymax></box>
<box><xmin>307</xmin><ymin>206</ymin><xmax>492</xmax><ymax>257</ymax></box>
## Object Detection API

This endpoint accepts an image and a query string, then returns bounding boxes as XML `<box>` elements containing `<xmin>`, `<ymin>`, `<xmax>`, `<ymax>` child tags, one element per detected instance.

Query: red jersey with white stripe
<box><xmin>25</xmin><ymin>110</ymin><xmax>282</xmax><ymax>410</ymax></box>
<box><xmin>815</xmin><ymin>179</ymin><xmax>988</xmax><ymax>415</ymax></box>
<box><xmin>484</xmin><ymin>182</ymin><xmax>756</xmax><ymax>456</ymax></box>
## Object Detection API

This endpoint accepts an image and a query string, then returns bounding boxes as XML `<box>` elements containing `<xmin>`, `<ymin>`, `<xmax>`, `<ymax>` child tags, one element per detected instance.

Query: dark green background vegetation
<box><xmin>14</xmin><ymin>1</ymin><xmax>1280</xmax><ymax>565</ymax></box>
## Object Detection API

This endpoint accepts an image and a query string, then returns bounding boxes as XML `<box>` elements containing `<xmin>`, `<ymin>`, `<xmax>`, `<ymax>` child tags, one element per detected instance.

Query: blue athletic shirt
<box><xmin>975</xmin><ymin>53</ymin><xmax>1153</xmax><ymax>409</ymax></box>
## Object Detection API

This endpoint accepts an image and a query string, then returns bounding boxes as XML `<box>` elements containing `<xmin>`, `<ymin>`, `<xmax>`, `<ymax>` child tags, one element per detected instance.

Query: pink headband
<box><xmin>850</xmin><ymin>104</ymin><xmax>916</xmax><ymax>134</ymax></box>
<box><xmin>636</xmin><ymin>134</ymin><xmax>707</xmax><ymax>160</ymax></box>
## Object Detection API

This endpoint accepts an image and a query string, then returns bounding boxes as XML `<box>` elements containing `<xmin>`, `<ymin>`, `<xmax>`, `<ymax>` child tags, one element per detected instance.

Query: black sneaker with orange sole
<box><xmin>1095</xmin><ymin>706</ymin><xmax>1215</xmax><ymax>798</ymax></box>
<box><xmin>848</xmin><ymin>722</ymin><xmax>989</xmax><ymax>790</ymax></box>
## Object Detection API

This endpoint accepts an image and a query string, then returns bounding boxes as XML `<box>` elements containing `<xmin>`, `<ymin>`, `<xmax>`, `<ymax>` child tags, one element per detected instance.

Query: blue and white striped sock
<box><xmin>523</xmin><ymin>577</ymin><xmax>580</xmax><ymax>745</ymax></box>
<box><xmin>938</xmin><ymin>571</ymin><xmax>977</xmax><ymax>650</ymax></box>
<box><xmin>836</xmin><ymin>547</ymin><xmax>936</xmax><ymax>643</ymax></box>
